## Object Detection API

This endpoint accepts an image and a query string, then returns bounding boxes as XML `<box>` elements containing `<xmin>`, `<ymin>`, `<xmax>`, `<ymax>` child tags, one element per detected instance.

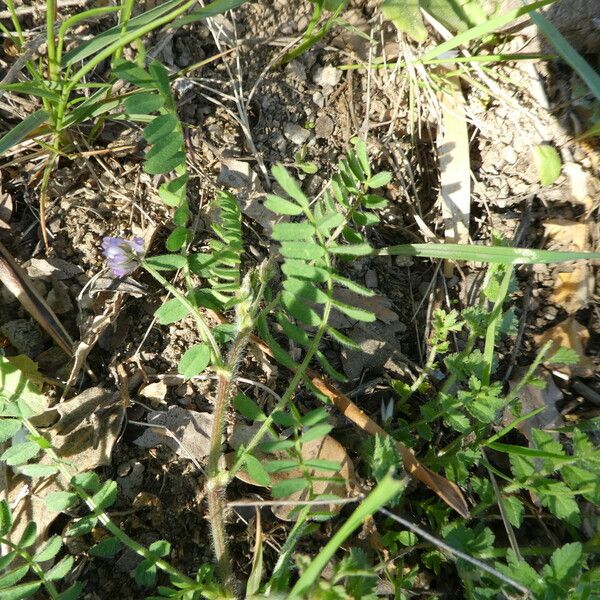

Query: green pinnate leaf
<box><xmin>178</xmin><ymin>344</ymin><xmax>211</xmax><ymax>378</ymax></box>
<box><xmin>135</xmin><ymin>559</ymin><xmax>157</xmax><ymax>587</ymax></box>
<box><xmin>533</xmin><ymin>144</ymin><xmax>561</xmax><ymax>186</ymax></box>
<box><xmin>244</xmin><ymin>454</ymin><xmax>271</xmax><ymax>487</ymax></box>
<box><xmin>264</xmin><ymin>195</ymin><xmax>304</xmax><ymax>216</ymax></box>
<box><xmin>282</xmin><ymin>278</ymin><xmax>329</xmax><ymax>304</ymax></box>
<box><xmin>331</xmin><ymin>298</ymin><xmax>375</xmax><ymax>322</ymax></box>
<box><xmin>72</xmin><ymin>472</ymin><xmax>101</xmax><ymax>493</ymax></box>
<box><xmin>272</xmin><ymin>222</ymin><xmax>315</xmax><ymax>241</ymax></box>
<box><xmin>233</xmin><ymin>392</ymin><xmax>266</xmax><ymax>422</ymax></box>
<box><xmin>33</xmin><ymin>536</ymin><xmax>63</xmax><ymax>562</ymax></box>
<box><xmin>280</xmin><ymin>241</ymin><xmax>325</xmax><ymax>260</ymax></box>
<box><xmin>0</xmin><ymin>500</ymin><xmax>13</xmax><ymax>536</ymax></box>
<box><xmin>19</xmin><ymin>464</ymin><xmax>59</xmax><ymax>478</ymax></box>
<box><xmin>144</xmin><ymin>254</ymin><xmax>187</xmax><ymax>270</ymax></box>
<box><xmin>18</xmin><ymin>521</ymin><xmax>37</xmax><ymax>547</ymax></box>
<box><xmin>271</xmin><ymin>478</ymin><xmax>309</xmax><ymax>498</ymax></box>
<box><xmin>91</xmin><ymin>480</ymin><xmax>118</xmax><ymax>510</ymax></box>
<box><xmin>366</xmin><ymin>171</ymin><xmax>392</xmax><ymax>189</ymax></box>
<box><xmin>124</xmin><ymin>92</ymin><xmax>164</xmax><ymax>114</ymax></box>
<box><xmin>149</xmin><ymin>540</ymin><xmax>171</xmax><ymax>557</ymax></box>
<box><xmin>154</xmin><ymin>297</ymin><xmax>190</xmax><ymax>325</ymax></box>
<box><xmin>165</xmin><ymin>225</ymin><xmax>189</xmax><ymax>251</ymax></box>
<box><xmin>46</xmin><ymin>555</ymin><xmax>74</xmax><ymax>581</ymax></box>
<box><xmin>0</xmin><ymin>565</ymin><xmax>29</xmax><ymax>589</ymax></box>
<box><xmin>272</xmin><ymin>164</ymin><xmax>309</xmax><ymax>208</ymax></box>
<box><xmin>1</xmin><ymin>442</ymin><xmax>40</xmax><ymax>466</ymax></box>
<box><xmin>143</xmin><ymin>114</ymin><xmax>178</xmax><ymax>143</ymax></box>
<box><xmin>281</xmin><ymin>291</ymin><xmax>322</xmax><ymax>326</ymax></box>
<box><xmin>56</xmin><ymin>582</ymin><xmax>83</xmax><ymax>600</ymax></box>
<box><xmin>0</xmin><ymin>420</ymin><xmax>21</xmax><ymax>443</ymax></box>
<box><xmin>44</xmin><ymin>491</ymin><xmax>79</xmax><ymax>512</ymax></box>
<box><xmin>90</xmin><ymin>536</ymin><xmax>121</xmax><ymax>558</ymax></box>
<box><xmin>0</xmin><ymin>356</ymin><xmax>47</xmax><ymax>417</ymax></box>
<box><xmin>298</xmin><ymin>423</ymin><xmax>332</xmax><ymax>443</ymax></box>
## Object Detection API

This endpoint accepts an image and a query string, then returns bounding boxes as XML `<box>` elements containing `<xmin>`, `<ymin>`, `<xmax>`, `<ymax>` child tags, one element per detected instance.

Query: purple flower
<box><xmin>101</xmin><ymin>236</ymin><xmax>144</xmax><ymax>277</ymax></box>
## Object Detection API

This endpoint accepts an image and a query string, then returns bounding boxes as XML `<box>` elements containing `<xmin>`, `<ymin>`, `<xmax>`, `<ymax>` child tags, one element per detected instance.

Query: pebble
<box><xmin>501</xmin><ymin>146</ymin><xmax>518</xmax><ymax>165</ymax></box>
<box><xmin>312</xmin><ymin>64</ymin><xmax>342</xmax><ymax>88</ymax></box>
<box><xmin>365</xmin><ymin>269</ymin><xmax>378</xmax><ymax>289</ymax></box>
<box><xmin>312</xmin><ymin>90</ymin><xmax>324</xmax><ymax>108</ymax></box>
<box><xmin>283</xmin><ymin>122</ymin><xmax>311</xmax><ymax>145</ymax></box>
<box><xmin>315</xmin><ymin>115</ymin><xmax>334</xmax><ymax>139</ymax></box>
<box><xmin>285</xmin><ymin>60</ymin><xmax>307</xmax><ymax>82</ymax></box>
<box><xmin>1</xmin><ymin>319</ymin><xmax>45</xmax><ymax>356</ymax></box>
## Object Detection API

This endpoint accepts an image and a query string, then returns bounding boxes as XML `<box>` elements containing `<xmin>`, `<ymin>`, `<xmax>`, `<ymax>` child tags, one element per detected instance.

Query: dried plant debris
<box><xmin>536</xmin><ymin>316</ymin><xmax>595</xmax><ymax>378</ymax></box>
<box><xmin>504</xmin><ymin>368</ymin><xmax>564</xmax><ymax>442</ymax></box>
<box><xmin>134</xmin><ymin>406</ymin><xmax>213</xmax><ymax>460</ymax></box>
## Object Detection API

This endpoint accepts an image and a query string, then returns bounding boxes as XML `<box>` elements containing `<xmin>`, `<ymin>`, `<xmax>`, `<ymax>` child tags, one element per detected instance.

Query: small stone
<box><xmin>312</xmin><ymin>65</ymin><xmax>342</xmax><ymax>88</ymax></box>
<box><xmin>312</xmin><ymin>90</ymin><xmax>324</xmax><ymax>108</ymax></box>
<box><xmin>46</xmin><ymin>280</ymin><xmax>73</xmax><ymax>314</ymax></box>
<box><xmin>315</xmin><ymin>115</ymin><xmax>335</xmax><ymax>139</ymax></box>
<box><xmin>1</xmin><ymin>319</ymin><xmax>45</xmax><ymax>356</ymax></box>
<box><xmin>501</xmin><ymin>146</ymin><xmax>518</xmax><ymax>165</ymax></box>
<box><xmin>283</xmin><ymin>122</ymin><xmax>311</xmax><ymax>145</ymax></box>
<box><xmin>285</xmin><ymin>60</ymin><xmax>306</xmax><ymax>82</ymax></box>
<box><xmin>365</xmin><ymin>269</ymin><xmax>378</xmax><ymax>289</ymax></box>
<box><xmin>117</xmin><ymin>461</ymin><xmax>132</xmax><ymax>477</ymax></box>
<box><xmin>217</xmin><ymin>157</ymin><xmax>252</xmax><ymax>189</ymax></box>
<box><xmin>139</xmin><ymin>381</ymin><xmax>168</xmax><ymax>405</ymax></box>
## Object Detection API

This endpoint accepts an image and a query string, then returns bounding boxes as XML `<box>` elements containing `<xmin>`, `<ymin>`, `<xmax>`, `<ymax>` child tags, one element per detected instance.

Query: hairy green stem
<box><xmin>206</xmin><ymin>327</ymin><xmax>252</xmax><ymax>592</ymax></box>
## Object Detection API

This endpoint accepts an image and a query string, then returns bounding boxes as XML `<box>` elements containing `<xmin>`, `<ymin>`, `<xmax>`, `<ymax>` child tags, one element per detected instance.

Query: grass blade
<box><xmin>290</xmin><ymin>474</ymin><xmax>404</xmax><ymax>598</ymax></box>
<box><xmin>527</xmin><ymin>10</ymin><xmax>600</xmax><ymax>100</ymax></box>
<box><xmin>420</xmin><ymin>0</ymin><xmax>555</xmax><ymax>62</ymax></box>
<box><xmin>0</xmin><ymin>109</ymin><xmax>47</xmax><ymax>156</ymax></box>
<box><xmin>378</xmin><ymin>243</ymin><xmax>600</xmax><ymax>264</ymax></box>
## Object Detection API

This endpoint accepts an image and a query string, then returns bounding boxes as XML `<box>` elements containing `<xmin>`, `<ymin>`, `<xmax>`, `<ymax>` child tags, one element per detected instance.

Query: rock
<box><xmin>46</xmin><ymin>280</ymin><xmax>73</xmax><ymax>314</ymax></box>
<box><xmin>312</xmin><ymin>64</ymin><xmax>342</xmax><ymax>88</ymax></box>
<box><xmin>365</xmin><ymin>269</ymin><xmax>378</xmax><ymax>289</ymax></box>
<box><xmin>501</xmin><ymin>146</ymin><xmax>518</xmax><ymax>165</ymax></box>
<box><xmin>139</xmin><ymin>381</ymin><xmax>168</xmax><ymax>406</ymax></box>
<box><xmin>26</xmin><ymin>258</ymin><xmax>83</xmax><ymax>280</ymax></box>
<box><xmin>315</xmin><ymin>115</ymin><xmax>335</xmax><ymax>139</ymax></box>
<box><xmin>1</xmin><ymin>319</ymin><xmax>45</xmax><ymax>356</ymax></box>
<box><xmin>283</xmin><ymin>122</ymin><xmax>311</xmax><ymax>145</ymax></box>
<box><xmin>312</xmin><ymin>90</ymin><xmax>324</xmax><ymax>108</ymax></box>
<box><xmin>217</xmin><ymin>157</ymin><xmax>253</xmax><ymax>189</ymax></box>
<box><xmin>285</xmin><ymin>60</ymin><xmax>307</xmax><ymax>82</ymax></box>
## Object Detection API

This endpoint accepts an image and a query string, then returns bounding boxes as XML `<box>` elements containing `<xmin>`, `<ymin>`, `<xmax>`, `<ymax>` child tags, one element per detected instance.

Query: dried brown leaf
<box><xmin>536</xmin><ymin>316</ymin><xmax>594</xmax><ymax>377</ymax></box>
<box><xmin>504</xmin><ymin>368</ymin><xmax>564</xmax><ymax>442</ymax></box>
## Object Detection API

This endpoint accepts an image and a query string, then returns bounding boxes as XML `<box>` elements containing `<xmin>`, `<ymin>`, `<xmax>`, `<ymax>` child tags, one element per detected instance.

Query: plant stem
<box><xmin>46</xmin><ymin>0</ymin><xmax>58</xmax><ymax>84</ymax></box>
<box><xmin>206</xmin><ymin>328</ymin><xmax>251</xmax><ymax>592</ymax></box>
<box><xmin>143</xmin><ymin>262</ymin><xmax>222</xmax><ymax>362</ymax></box>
